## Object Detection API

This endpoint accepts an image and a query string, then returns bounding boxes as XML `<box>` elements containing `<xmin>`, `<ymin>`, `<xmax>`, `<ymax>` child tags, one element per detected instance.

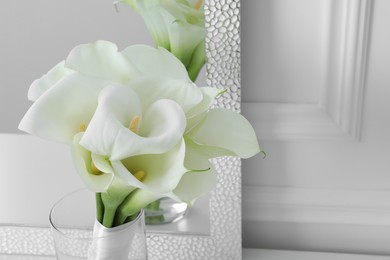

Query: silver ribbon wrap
<box><xmin>88</xmin><ymin>220</ymin><xmax>137</xmax><ymax>260</ymax></box>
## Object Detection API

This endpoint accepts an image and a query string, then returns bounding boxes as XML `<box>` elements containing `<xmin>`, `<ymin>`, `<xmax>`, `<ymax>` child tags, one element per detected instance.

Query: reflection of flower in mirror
<box><xmin>120</xmin><ymin>0</ymin><xmax>206</xmax><ymax>81</ymax></box>
<box><xmin>19</xmin><ymin>40</ymin><xmax>261</xmax><ymax>227</ymax></box>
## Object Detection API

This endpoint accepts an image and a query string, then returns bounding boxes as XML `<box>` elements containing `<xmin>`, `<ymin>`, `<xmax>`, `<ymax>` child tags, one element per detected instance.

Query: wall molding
<box><xmin>243</xmin><ymin>0</ymin><xmax>373</xmax><ymax>141</ymax></box>
<box><xmin>242</xmin><ymin>185</ymin><xmax>390</xmax><ymax>227</ymax></box>
<box><xmin>242</xmin><ymin>184</ymin><xmax>390</xmax><ymax>254</ymax></box>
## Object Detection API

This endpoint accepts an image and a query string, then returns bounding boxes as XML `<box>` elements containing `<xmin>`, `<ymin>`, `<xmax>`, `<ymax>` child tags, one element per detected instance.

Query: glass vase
<box><xmin>144</xmin><ymin>197</ymin><xmax>188</xmax><ymax>225</ymax></box>
<box><xmin>49</xmin><ymin>188</ymin><xmax>147</xmax><ymax>260</ymax></box>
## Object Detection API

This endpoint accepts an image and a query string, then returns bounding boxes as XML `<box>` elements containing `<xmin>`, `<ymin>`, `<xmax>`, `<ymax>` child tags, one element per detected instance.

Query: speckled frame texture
<box><xmin>0</xmin><ymin>0</ymin><xmax>242</xmax><ymax>259</ymax></box>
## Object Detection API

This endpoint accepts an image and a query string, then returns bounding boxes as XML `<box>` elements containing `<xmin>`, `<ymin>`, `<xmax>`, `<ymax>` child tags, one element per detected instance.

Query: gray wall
<box><xmin>241</xmin><ymin>0</ymin><xmax>390</xmax><ymax>255</ymax></box>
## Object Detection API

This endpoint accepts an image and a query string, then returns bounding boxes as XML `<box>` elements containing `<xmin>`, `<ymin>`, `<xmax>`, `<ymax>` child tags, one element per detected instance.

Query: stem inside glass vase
<box><xmin>144</xmin><ymin>197</ymin><xmax>188</xmax><ymax>225</ymax></box>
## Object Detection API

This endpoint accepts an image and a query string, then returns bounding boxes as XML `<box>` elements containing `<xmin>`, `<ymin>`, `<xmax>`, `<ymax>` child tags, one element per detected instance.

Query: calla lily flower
<box><xmin>19</xmin><ymin>73</ymin><xmax>109</xmax><ymax>143</ymax></box>
<box><xmin>120</xmin><ymin>0</ymin><xmax>206</xmax><ymax>81</ymax></box>
<box><xmin>110</xmin><ymin>138</ymin><xmax>187</xmax><ymax>194</ymax></box>
<box><xmin>79</xmin><ymin>84</ymin><xmax>187</xmax><ymax>160</ymax></box>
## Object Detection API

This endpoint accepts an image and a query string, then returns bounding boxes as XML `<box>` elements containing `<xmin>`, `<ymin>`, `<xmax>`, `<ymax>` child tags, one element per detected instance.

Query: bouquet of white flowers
<box><xmin>19</xmin><ymin>40</ymin><xmax>260</xmax><ymax>228</ymax></box>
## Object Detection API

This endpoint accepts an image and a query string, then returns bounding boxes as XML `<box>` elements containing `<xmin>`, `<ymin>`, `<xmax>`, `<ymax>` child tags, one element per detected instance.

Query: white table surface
<box><xmin>243</xmin><ymin>249</ymin><xmax>389</xmax><ymax>260</ymax></box>
<box><xmin>1</xmin><ymin>249</ymin><xmax>389</xmax><ymax>259</ymax></box>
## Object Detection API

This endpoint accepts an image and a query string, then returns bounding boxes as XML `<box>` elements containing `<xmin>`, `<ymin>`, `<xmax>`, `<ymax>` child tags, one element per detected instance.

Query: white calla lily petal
<box><xmin>183</xmin><ymin>136</ymin><xmax>210</xmax><ymax>169</ymax></box>
<box><xmin>129</xmin><ymin>76</ymin><xmax>202</xmax><ymax>113</ymax></box>
<box><xmin>111</xmin><ymin>139</ymin><xmax>187</xmax><ymax>194</ymax></box>
<box><xmin>65</xmin><ymin>40</ymin><xmax>139</xmax><ymax>83</ymax></box>
<box><xmin>110</xmin><ymin>161</ymin><xmax>143</xmax><ymax>192</ymax></box>
<box><xmin>169</xmin><ymin>167</ymin><xmax>216</xmax><ymax>206</ymax></box>
<box><xmin>18</xmin><ymin>73</ymin><xmax>108</xmax><ymax>143</ymax></box>
<box><xmin>92</xmin><ymin>153</ymin><xmax>113</xmax><ymax>174</ymax></box>
<box><xmin>28</xmin><ymin>61</ymin><xmax>74</xmax><ymax>101</ymax></box>
<box><xmin>186</xmin><ymin>87</ymin><xmax>222</xmax><ymax>118</ymax></box>
<box><xmin>80</xmin><ymin>84</ymin><xmax>142</xmax><ymax>158</ymax></box>
<box><xmin>121</xmin><ymin>45</ymin><xmax>189</xmax><ymax>80</ymax></box>
<box><xmin>165</xmin><ymin>136</ymin><xmax>227</xmax><ymax>205</ymax></box>
<box><xmin>187</xmin><ymin>108</ymin><xmax>261</xmax><ymax>159</ymax></box>
<box><xmin>136</xmin><ymin>99</ymin><xmax>186</xmax><ymax>155</ymax></box>
<box><xmin>184</xmin><ymin>137</ymin><xmax>234</xmax><ymax>170</ymax></box>
<box><xmin>71</xmin><ymin>133</ymin><xmax>113</xmax><ymax>192</ymax></box>
<box><xmin>186</xmin><ymin>87</ymin><xmax>224</xmax><ymax>131</ymax></box>
<box><xmin>80</xmin><ymin>85</ymin><xmax>186</xmax><ymax>160</ymax></box>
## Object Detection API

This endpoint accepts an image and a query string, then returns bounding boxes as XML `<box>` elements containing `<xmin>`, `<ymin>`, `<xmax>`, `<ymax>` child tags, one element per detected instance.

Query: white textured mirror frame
<box><xmin>0</xmin><ymin>0</ymin><xmax>242</xmax><ymax>259</ymax></box>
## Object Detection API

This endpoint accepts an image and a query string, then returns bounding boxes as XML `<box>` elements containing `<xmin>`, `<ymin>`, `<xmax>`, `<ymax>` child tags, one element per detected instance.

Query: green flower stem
<box><xmin>114</xmin><ymin>189</ymin><xmax>162</xmax><ymax>226</ymax></box>
<box><xmin>101</xmin><ymin>192</ymin><xmax>129</xmax><ymax>228</ymax></box>
<box><xmin>95</xmin><ymin>193</ymin><xmax>104</xmax><ymax>223</ymax></box>
<box><xmin>114</xmin><ymin>198</ymin><xmax>139</xmax><ymax>226</ymax></box>
<box><xmin>102</xmin><ymin>205</ymin><xmax>117</xmax><ymax>228</ymax></box>
<box><xmin>98</xmin><ymin>179</ymin><xmax>138</xmax><ymax>228</ymax></box>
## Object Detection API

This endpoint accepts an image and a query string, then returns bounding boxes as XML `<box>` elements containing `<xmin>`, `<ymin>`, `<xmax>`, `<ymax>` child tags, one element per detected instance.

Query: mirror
<box><xmin>0</xmin><ymin>0</ymin><xmax>242</xmax><ymax>258</ymax></box>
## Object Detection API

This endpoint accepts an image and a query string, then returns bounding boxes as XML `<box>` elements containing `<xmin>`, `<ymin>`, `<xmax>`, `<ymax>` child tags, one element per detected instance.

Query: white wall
<box><xmin>242</xmin><ymin>0</ymin><xmax>390</xmax><ymax>255</ymax></box>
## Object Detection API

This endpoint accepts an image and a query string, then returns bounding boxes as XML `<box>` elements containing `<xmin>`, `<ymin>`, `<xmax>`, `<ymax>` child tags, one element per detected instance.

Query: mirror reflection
<box><xmin>0</xmin><ymin>0</ymin><xmax>208</xmax><ymax>236</ymax></box>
